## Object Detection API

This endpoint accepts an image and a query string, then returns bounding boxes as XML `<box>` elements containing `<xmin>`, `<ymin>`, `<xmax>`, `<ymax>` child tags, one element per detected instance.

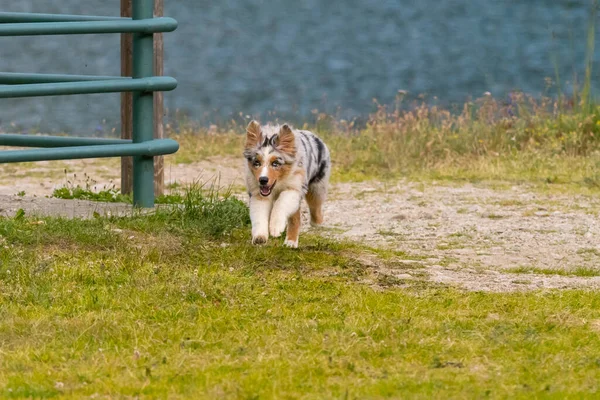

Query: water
<box><xmin>0</xmin><ymin>0</ymin><xmax>595</xmax><ymax>133</ymax></box>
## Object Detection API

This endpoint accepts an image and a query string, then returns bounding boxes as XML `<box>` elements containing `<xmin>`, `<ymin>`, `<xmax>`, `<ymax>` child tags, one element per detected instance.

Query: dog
<box><xmin>243</xmin><ymin>120</ymin><xmax>331</xmax><ymax>248</ymax></box>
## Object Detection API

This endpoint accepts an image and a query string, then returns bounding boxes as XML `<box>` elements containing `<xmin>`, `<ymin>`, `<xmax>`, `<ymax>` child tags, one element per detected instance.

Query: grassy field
<box><xmin>5</xmin><ymin>93</ymin><xmax>600</xmax><ymax>398</ymax></box>
<box><xmin>2</xmin><ymin>187</ymin><xmax>600</xmax><ymax>398</ymax></box>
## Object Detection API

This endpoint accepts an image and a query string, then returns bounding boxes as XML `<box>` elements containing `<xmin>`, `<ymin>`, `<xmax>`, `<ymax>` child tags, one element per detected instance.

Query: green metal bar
<box><xmin>0</xmin><ymin>72</ymin><xmax>129</xmax><ymax>85</ymax></box>
<box><xmin>0</xmin><ymin>139</ymin><xmax>179</xmax><ymax>163</ymax></box>
<box><xmin>0</xmin><ymin>12</ymin><xmax>127</xmax><ymax>23</ymax></box>
<box><xmin>0</xmin><ymin>134</ymin><xmax>131</xmax><ymax>148</ymax></box>
<box><xmin>0</xmin><ymin>76</ymin><xmax>176</xmax><ymax>98</ymax></box>
<box><xmin>132</xmin><ymin>0</ymin><xmax>156</xmax><ymax>207</ymax></box>
<box><xmin>0</xmin><ymin>17</ymin><xmax>177</xmax><ymax>36</ymax></box>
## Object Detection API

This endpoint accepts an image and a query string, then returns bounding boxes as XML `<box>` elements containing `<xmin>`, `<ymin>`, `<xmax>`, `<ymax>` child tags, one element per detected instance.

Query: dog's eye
<box><xmin>252</xmin><ymin>160</ymin><xmax>261</xmax><ymax>168</ymax></box>
<box><xmin>271</xmin><ymin>161</ymin><xmax>280</xmax><ymax>168</ymax></box>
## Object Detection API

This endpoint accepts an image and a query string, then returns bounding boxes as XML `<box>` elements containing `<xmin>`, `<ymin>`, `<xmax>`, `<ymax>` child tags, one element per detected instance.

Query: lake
<box><xmin>0</xmin><ymin>0</ymin><xmax>595</xmax><ymax>133</ymax></box>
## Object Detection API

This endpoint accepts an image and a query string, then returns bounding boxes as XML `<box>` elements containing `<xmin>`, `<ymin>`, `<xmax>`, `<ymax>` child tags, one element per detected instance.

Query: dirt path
<box><xmin>1</xmin><ymin>156</ymin><xmax>599</xmax><ymax>292</ymax></box>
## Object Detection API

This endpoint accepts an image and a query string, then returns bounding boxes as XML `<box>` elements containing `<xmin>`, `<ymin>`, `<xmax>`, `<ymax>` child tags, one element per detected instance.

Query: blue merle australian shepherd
<box><xmin>243</xmin><ymin>121</ymin><xmax>331</xmax><ymax>248</ymax></box>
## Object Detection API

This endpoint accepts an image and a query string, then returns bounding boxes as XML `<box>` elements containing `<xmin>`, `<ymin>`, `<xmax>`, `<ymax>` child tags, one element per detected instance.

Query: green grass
<box><xmin>51</xmin><ymin>174</ymin><xmax>236</xmax><ymax>212</ymax></box>
<box><xmin>51</xmin><ymin>172</ymin><xmax>130</xmax><ymax>203</ymax></box>
<box><xmin>578</xmin><ymin>247</ymin><xmax>600</xmax><ymax>257</ymax></box>
<box><xmin>52</xmin><ymin>184</ymin><xmax>130</xmax><ymax>203</ymax></box>
<box><xmin>1</xmin><ymin>188</ymin><xmax>600</xmax><ymax>397</ymax></box>
<box><xmin>507</xmin><ymin>265</ymin><xmax>600</xmax><ymax>277</ymax></box>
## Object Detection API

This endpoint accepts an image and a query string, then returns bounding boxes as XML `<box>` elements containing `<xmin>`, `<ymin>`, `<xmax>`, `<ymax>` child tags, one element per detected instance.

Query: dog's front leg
<box><xmin>269</xmin><ymin>190</ymin><xmax>302</xmax><ymax>238</ymax></box>
<box><xmin>250</xmin><ymin>196</ymin><xmax>272</xmax><ymax>244</ymax></box>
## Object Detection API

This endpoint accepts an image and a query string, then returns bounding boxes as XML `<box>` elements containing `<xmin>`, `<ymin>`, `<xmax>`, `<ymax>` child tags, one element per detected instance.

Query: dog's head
<box><xmin>244</xmin><ymin>120</ymin><xmax>296</xmax><ymax>197</ymax></box>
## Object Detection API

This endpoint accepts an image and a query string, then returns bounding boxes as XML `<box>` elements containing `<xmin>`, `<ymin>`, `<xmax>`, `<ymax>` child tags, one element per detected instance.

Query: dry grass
<box><xmin>166</xmin><ymin>93</ymin><xmax>600</xmax><ymax>190</ymax></box>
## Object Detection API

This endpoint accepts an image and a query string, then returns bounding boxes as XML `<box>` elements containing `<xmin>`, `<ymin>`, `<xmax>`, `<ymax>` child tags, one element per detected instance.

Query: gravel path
<box><xmin>2</xmin><ymin>157</ymin><xmax>599</xmax><ymax>292</ymax></box>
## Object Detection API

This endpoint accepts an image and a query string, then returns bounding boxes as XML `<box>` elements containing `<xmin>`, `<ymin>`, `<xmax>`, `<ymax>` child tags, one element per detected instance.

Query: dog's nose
<box><xmin>259</xmin><ymin>177</ymin><xmax>269</xmax><ymax>185</ymax></box>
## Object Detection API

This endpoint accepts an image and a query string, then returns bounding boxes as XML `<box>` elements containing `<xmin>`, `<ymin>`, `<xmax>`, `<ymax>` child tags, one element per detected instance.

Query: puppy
<box><xmin>243</xmin><ymin>120</ymin><xmax>331</xmax><ymax>248</ymax></box>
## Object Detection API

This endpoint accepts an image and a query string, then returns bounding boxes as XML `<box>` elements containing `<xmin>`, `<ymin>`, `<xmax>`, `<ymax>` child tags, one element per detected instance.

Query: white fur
<box><xmin>269</xmin><ymin>190</ymin><xmax>302</xmax><ymax>237</ymax></box>
<box><xmin>284</xmin><ymin>239</ymin><xmax>298</xmax><ymax>248</ymax></box>
<box><xmin>249</xmin><ymin>189</ymin><xmax>302</xmax><ymax>244</ymax></box>
<box><xmin>249</xmin><ymin>197</ymin><xmax>272</xmax><ymax>243</ymax></box>
<box><xmin>259</xmin><ymin>147</ymin><xmax>270</xmax><ymax>179</ymax></box>
<box><xmin>259</xmin><ymin>166</ymin><xmax>268</xmax><ymax>180</ymax></box>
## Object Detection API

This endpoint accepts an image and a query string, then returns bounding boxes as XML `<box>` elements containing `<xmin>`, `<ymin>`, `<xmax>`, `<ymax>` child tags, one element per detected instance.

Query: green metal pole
<box><xmin>0</xmin><ymin>18</ymin><xmax>177</xmax><ymax>36</ymax></box>
<box><xmin>0</xmin><ymin>139</ymin><xmax>178</xmax><ymax>163</ymax></box>
<box><xmin>132</xmin><ymin>0</ymin><xmax>155</xmax><ymax>207</ymax></box>
<box><xmin>0</xmin><ymin>72</ymin><xmax>128</xmax><ymax>84</ymax></box>
<box><xmin>0</xmin><ymin>11</ymin><xmax>126</xmax><ymax>23</ymax></box>
<box><xmin>0</xmin><ymin>77</ymin><xmax>176</xmax><ymax>98</ymax></box>
<box><xmin>0</xmin><ymin>133</ymin><xmax>131</xmax><ymax>147</ymax></box>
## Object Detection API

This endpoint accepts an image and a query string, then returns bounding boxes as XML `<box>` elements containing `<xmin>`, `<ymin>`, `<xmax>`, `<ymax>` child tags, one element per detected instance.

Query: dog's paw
<box><xmin>269</xmin><ymin>218</ymin><xmax>287</xmax><ymax>238</ymax></box>
<box><xmin>310</xmin><ymin>215</ymin><xmax>324</xmax><ymax>227</ymax></box>
<box><xmin>283</xmin><ymin>239</ymin><xmax>298</xmax><ymax>248</ymax></box>
<box><xmin>252</xmin><ymin>235</ymin><xmax>268</xmax><ymax>245</ymax></box>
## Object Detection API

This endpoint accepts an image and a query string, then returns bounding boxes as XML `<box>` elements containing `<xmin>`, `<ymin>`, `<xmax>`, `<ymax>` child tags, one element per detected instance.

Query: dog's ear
<box><xmin>245</xmin><ymin>120</ymin><xmax>262</xmax><ymax>149</ymax></box>
<box><xmin>275</xmin><ymin>124</ymin><xmax>296</xmax><ymax>157</ymax></box>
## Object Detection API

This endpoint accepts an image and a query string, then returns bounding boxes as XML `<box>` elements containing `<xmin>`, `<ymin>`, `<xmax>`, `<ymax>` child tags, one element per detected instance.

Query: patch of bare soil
<box><xmin>2</xmin><ymin>156</ymin><xmax>600</xmax><ymax>292</ymax></box>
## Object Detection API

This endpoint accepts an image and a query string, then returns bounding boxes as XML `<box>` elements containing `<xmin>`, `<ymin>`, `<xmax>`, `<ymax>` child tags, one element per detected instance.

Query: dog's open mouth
<box><xmin>259</xmin><ymin>181</ymin><xmax>276</xmax><ymax>197</ymax></box>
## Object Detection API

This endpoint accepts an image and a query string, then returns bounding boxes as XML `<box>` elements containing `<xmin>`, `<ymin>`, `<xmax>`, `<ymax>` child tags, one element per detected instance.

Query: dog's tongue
<box><xmin>260</xmin><ymin>186</ymin><xmax>270</xmax><ymax>196</ymax></box>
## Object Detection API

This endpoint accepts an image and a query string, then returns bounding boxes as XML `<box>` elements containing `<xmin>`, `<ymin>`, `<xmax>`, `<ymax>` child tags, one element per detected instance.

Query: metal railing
<box><xmin>0</xmin><ymin>0</ymin><xmax>178</xmax><ymax>207</ymax></box>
